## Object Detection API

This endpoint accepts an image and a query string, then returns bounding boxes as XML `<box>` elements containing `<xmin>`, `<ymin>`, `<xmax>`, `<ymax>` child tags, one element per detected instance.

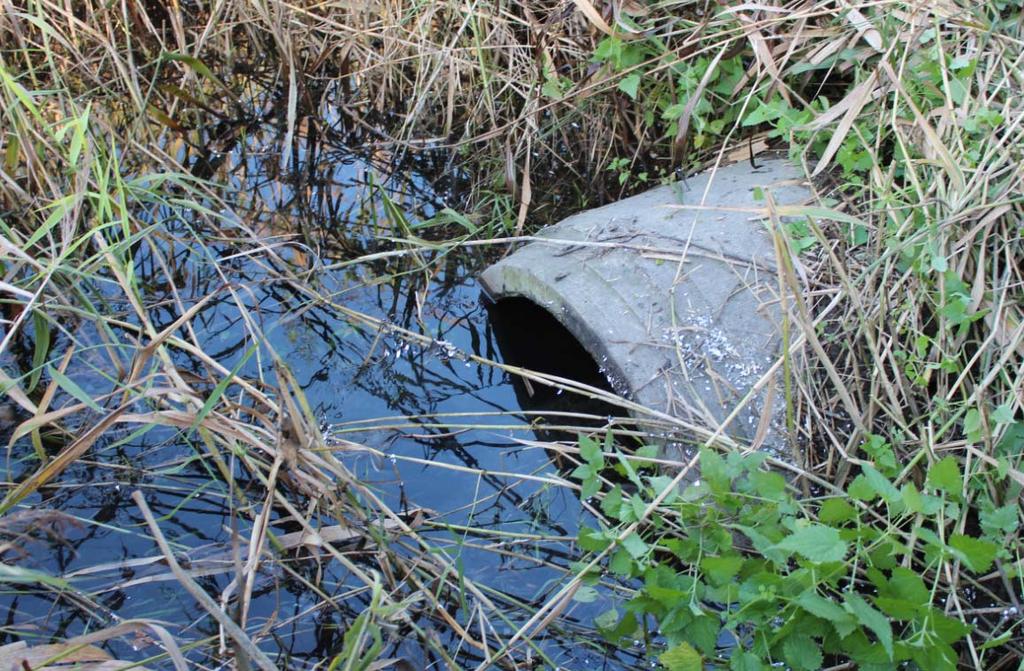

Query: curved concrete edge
<box><xmin>480</xmin><ymin>157</ymin><xmax>811</xmax><ymax>460</ymax></box>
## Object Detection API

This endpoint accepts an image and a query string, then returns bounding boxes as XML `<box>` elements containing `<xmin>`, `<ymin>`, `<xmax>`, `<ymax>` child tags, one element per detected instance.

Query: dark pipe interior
<box><xmin>485</xmin><ymin>296</ymin><xmax>621</xmax><ymax>430</ymax></box>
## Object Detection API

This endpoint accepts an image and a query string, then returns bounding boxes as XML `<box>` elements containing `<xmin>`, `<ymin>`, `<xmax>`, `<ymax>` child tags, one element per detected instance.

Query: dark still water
<box><xmin>0</xmin><ymin>97</ymin><xmax>644</xmax><ymax>670</ymax></box>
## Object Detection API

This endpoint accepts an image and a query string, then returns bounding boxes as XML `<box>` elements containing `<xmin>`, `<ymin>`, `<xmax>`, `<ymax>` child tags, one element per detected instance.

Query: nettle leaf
<box><xmin>875</xmin><ymin>596</ymin><xmax>918</xmax><ymax>620</ymax></box>
<box><xmin>580</xmin><ymin>473</ymin><xmax>601</xmax><ymax>499</ymax></box>
<box><xmin>980</xmin><ymin>501</ymin><xmax>1019</xmax><ymax>536</ymax></box>
<box><xmin>795</xmin><ymin>591</ymin><xmax>858</xmax><ymax>638</ymax></box>
<box><xmin>862</xmin><ymin>434</ymin><xmax>898</xmax><ymax>475</ymax></box>
<box><xmin>595</xmin><ymin>608</ymin><xmax>620</xmax><ymax>631</ymax></box>
<box><xmin>736</xmin><ymin>524</ymin><xmax>788</xmax><ymax>565</ymax></box>
<box><xmin>927</xmin><ymin>456</ymin><xmax>962</xmax><ymax>495</ymax></box>
<box><xmin>571</xmin><ymin>462</ymin><xmax>594</xmax><ymax>481</ymax></box>
<box><xmin>997</xmin><ymin>421</ymin><xmax>1024</xmax><ymax>456</ymax></box>
<box><xmin>700</xmin><ymin>555</ymin><xmax>744</xmax><ymax>586</ymax></box>
<box><xmin>909</xmin><ymin>637</ymin><xmax>959</xmax><ymax>671</ymax></box>
<box><xmin>844</xmin><ymin>593</ymin><xmax>894</xmax><ymax>660</ymax></box>
<box><xmin>949</xmin><ymin>534</ymin><xmax>998</xmax><ymax>572</ymax></box>
<box><xmin>579</xmin><ymin>435</ymin><xmax>604</xmax><ymax>468</ymax></box>
<box><xmin>862</xmin><ymin>465</ymin><xmax>900</xmax><ymax>505</ymax></box>
<box><xmin>847</xmin><ymin>474</ymin><xmax>878</xmax><ymax>501</ymax></box>
<box><xmin>888</xmin><ymin>567</ymin><xmax>929</xmax><ymax>604</ymax></box>
<box><xmin>618</xmin><ymin>73</ymin><xmax>641</xmax><ymax>100</ymax></box>
<box><xmin>635</xmin><ymin>444</ymin><xmax>660</xmax><ymax>463</ymax></box>
<box><xmin>685</xmin><ymin>615</ymin><xmax>719</xmax><ymax>656</ymax></box>
<box><xmin>927</xmin><ymin>607</ymin><xmax>972</xmax><ymax>644</ymax></box>
<box><xmin>578</xmin><ymin>527</ymin><xmax>612</xmax><ymax>552</ymax></box>
<box><xmin>700</xmin><ymin>449</ymin><xmax>730</xmax><ymax>492</ymax></box>
<box><xmin>660</xmin><ymin>641</ymin><xmax>702</xmax><ymax>671</ymax></box>
<box><xmin>610</xmin><ymin>548</ymin><xmax>635</xmax><ymax>575</ymax></box>
<box><xmin>774</xmin><ymin>524</ymin><xmax>848</xmax><ymax>564</ymax></box>
<box><xmin>964</xmin><ymin>408</ymin><xmax>985</xmax><ymax>443</ymax></box>
<box><xmin>742</xmin><ymin>97</ymin><xmax>785</xmax><ymax>126</ymax></box>
<box><xmin>900</xmin><ymin>482</ymin><xmax>923</xmax><ymax>514</ymax></box>
<box><xmin>819</xmin><ymin>498</ymin><xmax>858</xmax><ymax>524</ymax></box>
<box><xmin>729</xmin><ymin>650</ymin><xmax>764</xmax><ymax>671</ymax></box>
<box><xmin>992</xmin><ymin>402</ymin><xmax>1015</xmax><ymax>424</ymax></box>
<box><xmin>621</xmin><ymin>532</ymin><xmax>648</xmax><ymax>559</ymax></box>
<box><xmin>601</xmin><ymin>485</ymin><xmax>624</xmax><ymax>517</ymax></box>
<box><xmin>749</xmin><ymin>469</ymin><xmax>787</xmax><ymax>500</ymax></box>
<box><xmin>648</xmin><ymin>475</ymin><xmax>679</xmax><ymax>505</ymax></box>
<box><xmin>783</xmin><ymin>634</ymin><xmax>823</xmax><ymax>671</ymax></box>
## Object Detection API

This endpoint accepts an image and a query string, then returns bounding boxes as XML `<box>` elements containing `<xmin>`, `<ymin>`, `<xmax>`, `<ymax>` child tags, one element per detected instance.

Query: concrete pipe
<box><xmin>480</xmin><ymin>157</ymin><xmax>811</xmax><ymax>458</ymax></box>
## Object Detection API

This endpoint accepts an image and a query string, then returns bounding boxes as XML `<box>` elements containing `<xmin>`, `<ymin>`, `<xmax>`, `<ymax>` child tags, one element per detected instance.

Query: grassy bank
<box><xmin>1</xmin><ymin>0</ymin><xmax>1022</xmax><ymax>669</ymax></box>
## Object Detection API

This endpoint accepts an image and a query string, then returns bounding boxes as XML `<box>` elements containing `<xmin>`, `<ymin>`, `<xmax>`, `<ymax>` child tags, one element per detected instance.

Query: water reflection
<box><xmin>0</xmin><ymin>80</ymin><xmax>642</xmax><ymax>670</ymax></box>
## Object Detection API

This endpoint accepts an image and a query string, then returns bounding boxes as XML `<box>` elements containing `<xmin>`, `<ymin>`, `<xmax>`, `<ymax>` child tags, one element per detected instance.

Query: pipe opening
<box><xmin>485</xmin><ymin>296</ymin><xmax>621</xmax><ymax>431</ymax></box>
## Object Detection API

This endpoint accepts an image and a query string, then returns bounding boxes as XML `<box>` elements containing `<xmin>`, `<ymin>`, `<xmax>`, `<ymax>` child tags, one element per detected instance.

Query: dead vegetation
<box><xmin>0</xmin><ymin>0</ymin><xmax>1022</xmax><ymax>668</ymax></box>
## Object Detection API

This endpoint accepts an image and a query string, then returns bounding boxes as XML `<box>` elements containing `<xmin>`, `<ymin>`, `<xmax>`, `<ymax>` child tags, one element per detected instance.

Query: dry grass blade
<box><xmin>0</xmin><ymin>620</ymin><xmax>188</xmax><ymax>671</ymax></box>
<box><xmin>132</xmin><ymin>490</ymin><xmax>277</xmax><ymax>671</ymax></box>
<box><xmin>811</xmin><ymin>70</ymin><xmax>879</xmax><ymax>176</ymax></box>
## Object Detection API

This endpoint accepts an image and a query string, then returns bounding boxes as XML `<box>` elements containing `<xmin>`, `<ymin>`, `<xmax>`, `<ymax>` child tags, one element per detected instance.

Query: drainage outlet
<box><xmin>479</xmin><ymin>157</ymin><xmax>811</xmax><ymax>461</ymax></box>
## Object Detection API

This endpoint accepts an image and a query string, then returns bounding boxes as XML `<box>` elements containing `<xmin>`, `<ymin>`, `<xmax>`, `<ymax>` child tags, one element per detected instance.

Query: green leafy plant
<box><xmin>572</xmin><ymin>439</ymin><xmax>1018</xmax><ymax>670</ymax></box>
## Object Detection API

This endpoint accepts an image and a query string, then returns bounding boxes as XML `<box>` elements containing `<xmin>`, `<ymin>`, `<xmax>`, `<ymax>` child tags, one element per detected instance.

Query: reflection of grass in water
<box><xmin>1</xmin><ymin>0</ymin><xmax>1023</xmax><ymax>669</ymax></box>
<box><xmin>0</xmin><ymin>6</ymin><xmax>647</xmax><ymax>669</ymax></box>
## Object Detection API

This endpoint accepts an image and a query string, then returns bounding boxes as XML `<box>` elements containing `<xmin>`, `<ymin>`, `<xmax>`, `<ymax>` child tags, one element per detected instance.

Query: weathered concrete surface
<box><xmin>480</xmin><ymin>157</ymin><xmax>811</xmax><ymax>454</ymax></box>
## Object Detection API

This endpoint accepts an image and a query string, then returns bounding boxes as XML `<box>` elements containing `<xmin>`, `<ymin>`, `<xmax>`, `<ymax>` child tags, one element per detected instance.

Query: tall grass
<box><xmin>1</xmin><ymin>0</ymin><xmax>1023</xmax><ymax>668</ymax></box>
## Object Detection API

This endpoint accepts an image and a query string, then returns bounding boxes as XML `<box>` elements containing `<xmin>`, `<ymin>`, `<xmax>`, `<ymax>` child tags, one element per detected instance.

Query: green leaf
<box><xmin>949</xmin><ymin>534</ymin><xmax>997</xmax><ymax>573</ymax></box>
<box><xmin>992</xmin><ymin>403</ymin><xmax>1015</xmax><ymax>424</ymax></box>
<box><xmin>909</xmin><ymin>639</ymin><xmax>958</xmax><ymax>670</ymax></box>
<box><xmin>601</xmin><ymin>485</ymin><xmax>624</xmax><ymax>517</ymax></box>
<box><xmin>618</xmin><ymin>73</ymin><xmax>641</xmax><ymax>99</ymax></box>
<box><xmin>844</xmin><ymin>593</ymin><xmax>893</xmax><ymax>660</ymax></box>
<box><xmin>742</xmin><ymin>98</ymin><xmax>784</xmax><ymax>126</ymax></box>
<box><xmin>578</xmin><ymin>527</ymin><xmax>611</xmax><ymax>552</ymax></box>
<box><xmin>570</xmin><ymin>463</ymin><xmax>594</xmax><ymax>481</ymax></box>
<box><xmin>927</xmin><ymin>456</ymin><xmax>962</xmax><ymax>495</ymax></box>
<box><xmin>610</xmin><ymin>548</ymin><xmax>635</xmax><ymax>575</ymax></box>
<box><xmin>927</xmin><ymin>607</ymin><xmax>972</xmax><ymax>644</ymax></box>
<box><xmin>901</xmin><ymin>482</ymin><xmax>923</xmax><ymax>514</ymax></box>
<box><xmin>160</xmin><ymin>52</ymin><xmax>232</xmax><ymax>95</ymax></box>
<box><xmin>847</xmin><ymin>474</ymin><xmax>877</xmax><ymax>501</ymax></box>
<box><xmin>700</xmin><ymin>449</ymin><xmax>730</xmax><ymax>493</ymax></box>
<box><xmin>541</xmin><ymin>76</ymin><xmax>566</xmax><ymax>100</ymax></box>
<box><xmin>685</xmin><ymin>615</ymin><xmax>719</xmax><ymax>656</ymax></box>
<box><xmin>700</xmin><ymin>555</ymin><xmax>744</xmax><ymax>586</ymax></box>
<box><xmin>862</xmin><ymin>466</ymin><xmax>900</xmax><ymax>505</ymax></box>
<box><xmin>888</xmin><ymin>567</ymin><xmax>929</xmax><ymax>604</ymax></box>
<box><xmin>997</xmin><ymin>421</ymin><xmax>1024</xmax><ymax>456</ymax></box>
<box><xmin>820</xmin><ymin>498</ymin><xmax>857</xmax><ymax>524</ymax></box>
<box><xmin>875</xmin><ymin>596</ymin><xmax>919</xmax><ymax>620</ymax></box>
<box><xmin>579</xmin><ymin>435</ymin><xmax>604</xmax><ymax>468</ymax></box>
<box><xmin>47</xmin><ymin>365</ymin><xmax>101</xmax><ymax>412</ymax></box>
<box><xmin>729</xmin><ymin>651</ymin><xmax>763</xmax><ymax>671</ymax></box>
<box><xmin>749</xmin><ymin>470</ymin><xmax>786</xmax><ymax>499</ymax></box>
<box><xmin>783</xmin><ymin>634</ymin><xmax>823</xmax><ymax>671</ymax></box>
<box><xmin>581</xmin><ymin>474</ymin><xmax>600</xmax><ymax>499</ymax></box>
<box><xmin>621</xmin><ymin>532</ymin><xmax>648</xmax><ymax>559</ymax></box>
<box><xmin>774</xmin><ymin>524</ymin><xmax>848</xmax><ymax>564</ymax></box>
<box><xmin>979</xmin><ymin>631</ymin><xmax>1012</xmax><ymax>651</ymax></box>
<box><xmin>595</xmin><ymin>608</ymin><xmax>619</xmax><ymax>631</ymax></box>
<box><xmin>648</xmin><ymin>475</ymin><xmax>679</xmax><ymax>505</ymax></box>
<box><xmin>795</xmin><ymin>591</ymin><xmax>858</xmax><ymax>638</ymax></box>
<box><xmin>964</xmin><ymin>408</ymin><xmax>984</xmax><ymax>443</ymax></box>
<box><xmin>573</xmin><ymin>585</ymin><xmax>599</xmax><ymax>603</ymax></box>
<box><xmin>660</xmin><ymin>641</ymin><xmax>702</xmax><ymax>671</ymax></box>
<box><xmin>981</xmin><ymin>503</ymin><xmax>1019</xmax><ymax>536</ymax></box>
<box><xmin>192</xmin><ymin>343</ymin><xmax>258</xmax><ymax>432</ymax></box>
<box><xmin>29</xmin><ymin>311</ymin><xmax>50</xmax><ymax>393</ymax></box>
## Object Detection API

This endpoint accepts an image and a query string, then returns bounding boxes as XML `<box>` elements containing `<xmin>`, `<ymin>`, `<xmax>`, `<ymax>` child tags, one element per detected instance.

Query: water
<box><xmin>0</xmin><ymin>83</ymin><xmax>644</xmax><ymax>669</ymax></box>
